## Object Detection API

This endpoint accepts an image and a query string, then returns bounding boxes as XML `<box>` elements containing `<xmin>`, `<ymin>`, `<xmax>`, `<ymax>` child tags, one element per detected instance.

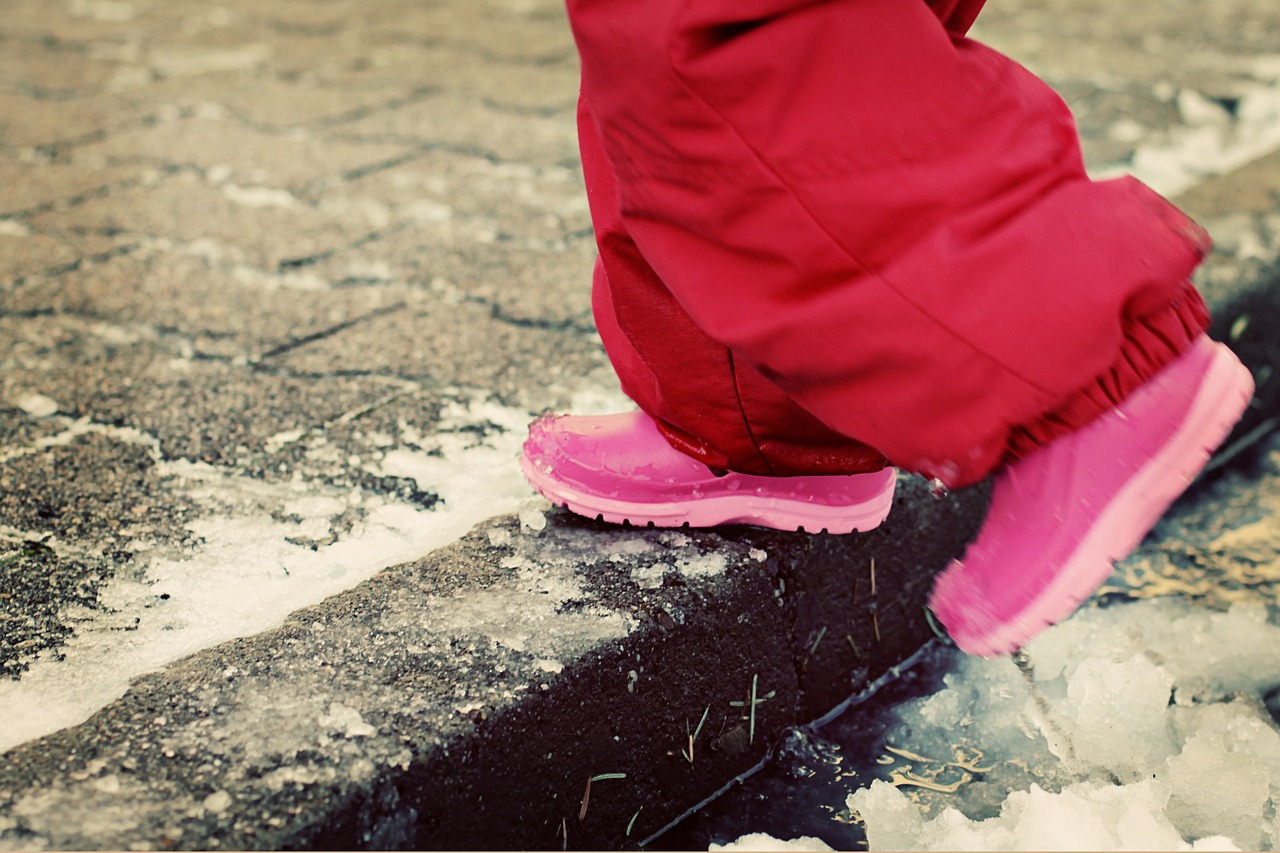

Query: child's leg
<box><xmin>519</xmin><ymin>91</ymin><xmax>897</xmax><ymax>534</ymax></box>
<box><xmin>529</xmin><ymin>0</ymin><xmax>1256</xmax><ymax>653</ymax></box>
<box><xmin>566</xmin><ymin>0</ymin><xmax>1211</xmax><ymax>489</ymax></box>
<box><xmin>578</xmin><ymin>95</ymin><xmax>889</xmax><ymax>479</ymax></box>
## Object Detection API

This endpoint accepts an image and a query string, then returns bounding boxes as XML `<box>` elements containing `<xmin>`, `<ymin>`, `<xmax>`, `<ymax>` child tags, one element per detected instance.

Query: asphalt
<box><xmin>1</xmin><ymin>0</ymin><xmax>1279</xmax><ymax>849</ymax></box>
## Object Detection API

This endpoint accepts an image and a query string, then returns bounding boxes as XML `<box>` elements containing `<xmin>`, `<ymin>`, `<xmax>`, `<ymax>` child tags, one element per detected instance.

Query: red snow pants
<box><xmin>569</xmin><ymin>0</ymin><xmax>1212</xmax><ymax>488</ymax></box>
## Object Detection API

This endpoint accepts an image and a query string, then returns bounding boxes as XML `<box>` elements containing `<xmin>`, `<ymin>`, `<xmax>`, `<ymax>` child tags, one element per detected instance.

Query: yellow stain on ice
<box><xmin>884</xmin><ymin>745</ymin><xmax>940</xmax><ymax>764</ymax></box>
<box><xmin>888</xmin><ymin>767</ymin><xmax>972</xmax><ymax>794</ymax></box>
<box><xmin>878</xmin><ymin>743</ymin><xmax>990</xmax><ymax>794</ymax></box>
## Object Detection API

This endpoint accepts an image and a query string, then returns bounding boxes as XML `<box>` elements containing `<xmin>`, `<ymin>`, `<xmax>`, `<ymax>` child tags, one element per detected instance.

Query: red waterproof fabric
<box><xmin>570</xmin><ymin>0</ymin><xmax>1211</xmax><ymax>487</ymax></box>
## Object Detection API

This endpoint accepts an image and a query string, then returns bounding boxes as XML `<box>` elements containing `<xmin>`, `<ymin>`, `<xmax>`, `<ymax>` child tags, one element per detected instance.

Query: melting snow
<box><xmin>1095</xmin><ymin>58</ymin><xmax>1280</xmax><ymax>197</ymax></box>
<box><xmin>221</xmin><ymin>184</ymin><xmax>298</xmax><ymax>209</ymax></box>
<box><xmin>0</xmin><ymin>395</ymin><xmax>542</xmax><ymax>753</ymax></box>
<box><xmin>13</xmin><ymin>394</ymin><xmax>59</xmax><ymax>418</ymax></box>
<box><xmin>725</xmin><ymin>598</ymin><xmax>1280</xmax><ymax>851</ymax></box>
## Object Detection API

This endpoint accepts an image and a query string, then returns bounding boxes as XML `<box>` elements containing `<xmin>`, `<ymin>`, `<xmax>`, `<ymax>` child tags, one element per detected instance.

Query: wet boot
<box><xmin>521</xmin><ymin>410</ymin><xmax>896</xmax><ymax>534</ymax></box>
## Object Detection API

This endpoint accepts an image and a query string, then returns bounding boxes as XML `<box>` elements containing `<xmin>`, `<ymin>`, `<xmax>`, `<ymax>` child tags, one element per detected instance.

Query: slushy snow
<box><xmin>721</xmin><ymin>594</ymin><xmax>1280</xmax><ymax>845</ymax></box>
<box><xmin>727</xmin><ymin>598</ymin><xmax>1280</xmax><ymax>851</ymax></box>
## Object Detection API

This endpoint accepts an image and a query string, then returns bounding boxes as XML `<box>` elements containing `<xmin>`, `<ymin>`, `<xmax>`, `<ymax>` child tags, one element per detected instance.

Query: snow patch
<box><xmin>150</xmin><ymin>44</ymin><xmax>272</xmax><ymax>77</ymax></box>
<box><xmin>712</xmin><ymin>833</ymin><xmax>835</xmax><ymax>851</ymax></box>
<box><xmin>319</xmin><ymin>702</ymin><xmax>377</xmax><ymax>739</ymax></box>
<box><xmin>0</xmin><ymin>416</ymin><xmax>159</xmax><ymax>465</ymax></box>
<box><xmin>68</xmin><ymin>0</ymin><xmax>137</xmax><ymax>22</ymax></box>
<box><xmin>675</xmin><ymin>552</ymin><xmax>727</xmax><ymax>579</ymax></box>
<box><xmin>221</xmin><ymin>184</ymin><xmax>297</xmax><ymax>209</ymax></box>
<box><xmin>1100</xmin><ymin>65</ymin><xmax>1280</xmax><ymax>197</ymax></box>
<box><xmin>843</xmin><ymin>600</ymin><xmax>1280</xmax><ymax>851</ymax></box>
<box><xmin>413</xmin><ymin>558</ymin><xmax>634</xmax><ymax>660</ymax></box>
<box><xmin>14</xmin><ymin>394</ymin><xmax>59</xmax><ymax>418</ymax></box>
<box><xmin>0</xmin><ymin>395</ymin><xmax>537</xmax><ymax>753</ymax></box>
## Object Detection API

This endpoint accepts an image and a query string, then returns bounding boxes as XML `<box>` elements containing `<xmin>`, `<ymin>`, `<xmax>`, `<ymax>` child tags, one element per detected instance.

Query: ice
<box><xmin>834</xmin><ymin>599</ymin><xmax>1280</xmax><ymax>851</ymax></box>
<box><xmin>1165</xmin><ymin>726</ymin><xmax>1269</xmax><ymax>850</ymax></box>
<box><xmin>1028</xmin><ymin>601</ymin><xmax>1280</xmax><ymax>701</ymax></box>
<box><xmin>1052</xmin><ymin>654</ymin><xmax>1175</xmax><ymax>777</ymax></box>
<box><xmin>607</xmin><ymin>538</ymin><xmax>656</xmax><ymax>559</ymax></box>
<box><xmin>201</xmin><ymin>791</ymin><xmax>232</xmax><ymax>814</ymax></box>
<box><xmin>519</xmin><ymin>499</ymin><xmax>549</xmax><ymax>531</ymax></box>
<box><xmin>631</xmin><ymin>561</ymin><xmax>669</xmax><ymax>590</ymax></box>
<box><xmin>14</xmin><ymin>393</ymin><xmax>59</xmax><ymax>418</ymax></box>
<box><xmin>0</xmin><ymin>394</ymin><xmax>541</xmax><ymax>753</ymax></box>
<box><xmin>318</xmin><ymin>702</ymin><xmax>376</xmax><ymax>739</ymax></box>
<box><xmin>849</xmin><ymin>779</ymin><xmax>1238</xmax><ymax>852</ymax></box>
<box><xmin>710</xmin><ymin>832</ymin><xmax>834</xmax><ymax>851</ymax></box>
<box><xmin>675</xmin><ymin>552</ymin><xmax>727</xmax><ymax>579</ymax></box>
<box><xmin>1164</xmin><ymin>701</ymin><xmax>1280</xmax><ymax>850</ymax></box>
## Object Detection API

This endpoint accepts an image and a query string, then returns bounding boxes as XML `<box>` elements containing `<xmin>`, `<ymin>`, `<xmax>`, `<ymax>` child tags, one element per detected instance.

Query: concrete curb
<box><xmin>0</xmin><ymin>477</ymin><xmax>986</xmax><ymax>850</ymax></box>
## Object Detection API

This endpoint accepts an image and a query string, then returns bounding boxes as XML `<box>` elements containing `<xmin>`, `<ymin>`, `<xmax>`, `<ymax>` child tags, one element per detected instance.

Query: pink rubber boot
<box><xmin>929</xmin><ymin>336</ymin><xmax>1255</xmax><ymax>657</ymax></box>
<box><xmin>520</xmin><ymin>411</ymin><xmax>896</xmax><ymax>533</ymax></box>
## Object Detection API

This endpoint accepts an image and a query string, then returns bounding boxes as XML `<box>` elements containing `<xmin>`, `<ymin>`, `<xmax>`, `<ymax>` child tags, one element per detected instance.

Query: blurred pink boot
<box><xmin>929</xmin><ymin>336</ymin><xmax>1254</xmax><ymax>657</ymax></box>
<box><xmin>521</xmin><ymin>411</ymin><xmax>896</xmax><ymax>534</ymax></box>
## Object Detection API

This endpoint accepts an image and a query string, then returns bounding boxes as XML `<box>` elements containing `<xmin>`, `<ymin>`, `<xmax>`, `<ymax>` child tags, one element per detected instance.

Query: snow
<box><xmin>730</xmin><ymin>598</ymin><xmax>1280</xmax><ymax>852</ymax></box>
<box><xmin>519</xmin><ymin>500</ymin><xmax>549</xmax><ymax>531</ymax></box>
<box><xmin>318</xmin><ymin>702</ymin><xmax>377</xmax><ymax>739</ymax></box>
<box><xmin>676</xmin><ymin>552</ymin><xmax>728</xmax><ymax>579</ymax></box>
<box><xmin>850</xmin><ymin>778</ymin><xmax>1239</xmax><ymax>852</ymax></box>
<box><xmin>0</xmin><ymin>393</ymin><xmax>561</xmax><ymax>753</ymax></box>
<box><xmin>14</xmin><ymin>393</ymin><xmax>59</xmax><ymax>418</ymax></box>
<box><xmin>856</xmin><ymin>601</ymin><xmax>1280</xmax><ymax>851</ymax></box>
<box><xmin>221</xmin><ymin>184</ymin><xmax>298</xmax><ymax>209</ymax></box>
<box><xmin>1094</xmin><ymin>58</ymin><xmax>1280</xmax><ymax>198</ymax></box>
<box><xmin>711</xmin><ymin>833</ymin><xmax>835</xmax><ymax>851</ymax></box>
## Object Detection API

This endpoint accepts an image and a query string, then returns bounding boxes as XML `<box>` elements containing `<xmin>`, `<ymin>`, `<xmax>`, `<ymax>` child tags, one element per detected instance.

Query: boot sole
<box><xmin>519</xmin><ymin>457</ymin><xmax>897</xmax><ymax>535</ymax></box>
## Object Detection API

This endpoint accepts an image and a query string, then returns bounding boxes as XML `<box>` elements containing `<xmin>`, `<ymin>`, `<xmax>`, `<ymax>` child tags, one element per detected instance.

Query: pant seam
<box><xmin>726</xmin><ymin>349</ymin><xmax>778</xmax><ymax>476</ymax></box>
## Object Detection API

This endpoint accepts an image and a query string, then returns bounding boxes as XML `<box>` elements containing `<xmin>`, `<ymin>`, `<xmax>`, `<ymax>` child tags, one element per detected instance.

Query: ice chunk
<box><xmin>676</xmin><ymin>552</ymin><xmax>727</xmax><ymax>579</ymax></box>
<box><xmin>631</xmin><ymin>561</ymin><xmax>669</xmax><ymax>590</ymax></box>
<box><xmin>843</xmin><ymin>599</ymin><xmax>1277</xmax><ymax>852</ymax></box>
<box><xmin>202</xmin><ymin>790</ymin><xmax>232</xmax><ymax>814</ymax></box>
<box><xmin>519</xmin><ymin>502</ymin><xmax>548</xmax><ymax>531</ymax></box>
<box><xmin>16</xmin><ymin>393</ymin><xmax>59</xmax><ymax>417</ymax></box>
<box><xmin>711</xmin><ymin>832</ymin><xmax>834</xmax><ymax>851</ymax></box>
<box><xmin>846</xmin><ymin>781</ymin><xmax>933</xmax><ymax>851</ymax></box>
<box><xmin>319</xmin><ymin>702</ymin><xmax>376</xmax><ymax>738</ymax></box>
<box><xmin>1164</xmin><ymin>705</ymin><xmax>1280</xmax><ymax>851</ymax></box>
<box><xmin>606</xmin><ymin>538</ymin><xmax>654</xmax><ymax>559</ymax></box>
<box><xmin>848</xmin><ymin>778</ymin><xmax>1237</xmax><ymax>851</ymax></box>
<box><xmin>1049</xmin><ymin>654</ymin><xmax>1176</xmax><ymax>778</ymax></box>
<box><xmin>1029</xmin><ymin>600</ymin><xmax>1280</xmax><ymax>700</ymax></box>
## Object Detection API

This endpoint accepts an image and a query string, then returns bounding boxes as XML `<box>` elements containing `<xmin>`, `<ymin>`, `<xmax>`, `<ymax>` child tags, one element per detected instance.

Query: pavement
<box><xmin>0</xmin><ymin>0</ymin><xmax>1278</xmax><ymax>849</ymax></box>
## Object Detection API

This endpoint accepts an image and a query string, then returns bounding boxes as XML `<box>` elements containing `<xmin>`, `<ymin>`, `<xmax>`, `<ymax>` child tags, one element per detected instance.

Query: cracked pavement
<box><xmin>0</xmin><ymin>0</ymin><xmax>616</xmax><ymax>687</ymax></box>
